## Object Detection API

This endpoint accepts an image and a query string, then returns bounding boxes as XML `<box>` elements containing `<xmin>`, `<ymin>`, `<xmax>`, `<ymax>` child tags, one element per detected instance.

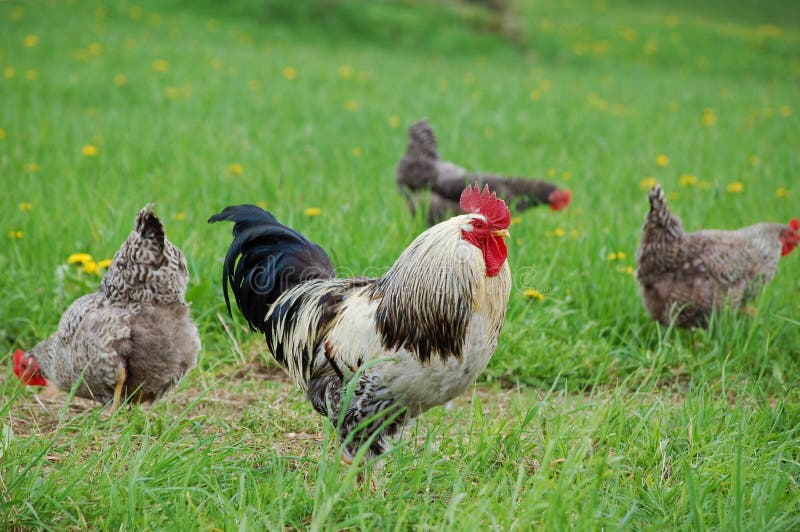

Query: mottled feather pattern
<box><xmin>637</xmin><ymin>185</ymin><xmax>786</xmax><ymax>327</ymax></box>
<box><xmin>100</xmin><ymin>206</ymin><xmax>189</xmax><ymax>305</ymax></box>
<box><xmin>26</xmin><ymin>205</ymin><xmax>200</xmax><ymax>404</ymax></box>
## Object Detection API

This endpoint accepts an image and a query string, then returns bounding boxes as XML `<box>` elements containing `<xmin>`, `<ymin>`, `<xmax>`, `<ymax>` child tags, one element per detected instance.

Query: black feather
<box><xmin>208</xmin><ymin>205</ymin><xmax>335</xmax><ymax>333</ymax></box>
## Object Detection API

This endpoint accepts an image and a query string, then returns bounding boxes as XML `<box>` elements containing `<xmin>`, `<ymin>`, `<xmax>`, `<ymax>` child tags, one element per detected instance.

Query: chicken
<box><xmin>13</xmin><ymin>206</ymin><xmax>200</xmax><ymax>408</ymax></box>
<box><xmin>396</xmin><ymin>119</ymin><xmax>571</xmax><ymax>225</ymax></box>
<box><xmin>635</xmin><ymin>185</ymin><xmax>799</xmax><ymax>328</ymax></box>
<box><xmin>209</xmin><ymin>184</ymin><xmax>511</xmax><ymax>461</ymax></box>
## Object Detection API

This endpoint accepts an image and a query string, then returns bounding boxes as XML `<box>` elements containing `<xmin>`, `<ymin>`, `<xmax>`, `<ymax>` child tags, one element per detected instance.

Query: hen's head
<box><xmin>459</xmin><ymin>184</ymin><xmax>511</xmax><ymax>276</ymax></box>
<box><xmin>548</xmin><ymin>189</ymin><xmax>572</xmax><ymax>211</ymax></box>
<box><xmin>781</xmin><ymin>218</ymin><xmax>800</xmax><ymax>257</ymax></box>
<box><xmin>12</xmin><ymin>349</ymin><xmax>47</xmax><ymax>386</ymax></box>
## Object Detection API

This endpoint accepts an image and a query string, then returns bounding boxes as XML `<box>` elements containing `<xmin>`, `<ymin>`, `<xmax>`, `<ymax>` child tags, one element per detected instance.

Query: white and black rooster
<box><xmin>210</xmin><ymin>184</ymin><xmax>512</xmax><ymax>461</ymax></box>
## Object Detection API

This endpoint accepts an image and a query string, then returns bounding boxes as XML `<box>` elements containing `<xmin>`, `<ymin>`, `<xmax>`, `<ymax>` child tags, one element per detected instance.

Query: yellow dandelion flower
<box><xmin>622</xmin><ymin>28</ymin><xmax>637</xmax><ymax>42</ymax></box>
<box><xmin>8</xmin><ymin>230</ymin><xmax>24</xmax><ymax>239</ymax></box>
<box><xmin>98</xmin><ymin>259</ymin><xmax>112</xmax><ymax>269</ymax></box>
<box><xmin>345</xmin><ymin>100</ymin><xmax>359</xmax><ymax>112</ymax></box>
<box><xmin>530</xmin><ymin>89</ymin><xmax>542</xmax><ymax>101</ymax></box>
<box><xmin>83</xmin><ymin>260</ymin><xmax>100</xmax><ymax>275</ymax></box>
<box><xmin>644</xmin><ymin>40</ymin><xmax>658</xmax><ymax>55</ymax></box>
<box><xmin>608</xmin><ymin>252</ymin><xmax>618</xmax><ymax>261</ymax></box>
<box><xmin>539</xmin><ymin>79</ymin><xmax>552</xmax><ymax>91</ymax></box>
<box><xmin>547</xmin><ymin>168</ymin><xmax>557</xmax><ymax>178</ymax></box>
<box><xmin>247</xmin><ymin>79</ymin><xmax>261</xmax><ymax>91</ymax></box>
<box><xmin>11</xmin><ymin>6</ymin><xmax>25</xmax><ymax>20</ymax></box>
<box><xmin>228</xmin><ymin>163</ymin><xmax>244</xmax><ymax>175</ymax></box>
<box><xmin>338</xmin><ymin>65</ymin><xmax>354</xmax><ymax>79</ymax></box>
<box><xmin>669</xmin><ymin>192</ymin><xmax>680</xmax><ymax>201</ymax></box>
<box><xmin>726</xmin><ymin>182</ymin><xmax>744</xmax><ymax>193</ymax></box>
<box><xmin>678</xmin><ymin>174</ymin><xmax>697</xmax><ymax>187</ymax></box>
<box><xmin>18</xmin><ymin>202</ymin><xmax>33</xmax><ymax>211</ymax></box>
<box><xmin>388</xmin><ymin>115</ymin><xmax>400</xmax><ymax>128</ymax></box>
<box><xmin>82</xmin><ymin>144</ymin><xmax>98</xmax><ymax>156</ymax></box>
<box><xmin>23</xmin><ymin>34</ymin><xmax>38</xmax><ymax>48</ymax></box>
<box><xmin>640</xmin><ymin>176</ymin><xmax>657</xmax><ymax>189</ymax></box>
<box><xmin>256</xmin><ymin>201</ymin><xmax>268</xmax><ymax>209</ymax></box>
<box><xmin>619</xmin><ymin>266</ymin><xmax>634</xmax><ymax>275</ymax></box>
<box><xmin>4</xmin><ymin>66</ymin><xmax>16</xmax><ymax>79</ymax></box>
<box><xmin>0</xmin><ymin>128</ymin><xmax>5</xmax><ymax>139</ymax></box>
<box><xmin>554</xmin><ymin>228</ymin><xmax>566</xmax><ymax>237</ymax></box>
<box><xmin>351</xmin><ymin>147</ymin><xmax>362</xmax><ymax>157</ymax></box>
<box><xmin>510</xmin><ymin>216</ymin><xmax>522</xmax><ymax>226</ymax></box>
<box><xmin>656</xmin><ymin>154</ymin><xmax>669</xmax><ymax>167</ymax></box>
<box><xmin>88</xmin><ymin>43</ymin><xmax>102</xmax><ymax>56</ymax></box>
<box><xmin>24</xmin><ymin>162</ymin><xmax>39</xmax><ymax>172</ymax></box>
<box><xmin>701</xmin><ymin>108</ymin><xmax>717</xmax><ymax>127</ymax></box>
<box><xmin>153</xmin><ymin>59</ymin><xmax>169</xmax><ymax>72</ymax></box>
<box><xmin>776</xmin><ymin>187</ymin><xmax>788</xmax><ymax>198</ymax></box>
<box><xmin>282</xmin><ymin>66</ymin><xmax>297</xmax><ymax>80</ymax></box>
<box><xmin>114</xmin><ymin>73</ymin><xmax>128</xmax><ymax>86</ymax></box>
<box><xmin>174</xmin><ymin>212</ymin><xmax>185</xmax><ymax>221</ymax></box>
<box><xmin>164</xmin><ymin>86</ymin><xmax>180</xmax><ymax>99</ymax></box>
<box><xmin>24</xmin><ymin>69</ymin><xmax>37</xmax><ymax>81</ymax></box>
<box><xmin>304</xmin><ymin>207</ymin><xmax>322</xmax><ymax>217</ymax></box>
<box><xmin>562</xmin><ymin>171</ymin><xmax>571</xmax><ymax>181</ymax></box>
<box><xmin>67</xmin><ymin>253</ymin><xmax>93</xmax><ymax>265</ymax></box>
<box><xmin>523</xmin><ymin>288</ymin><xmax>545</xmax><ymax>301</ymax></box>
<box><xmin>780</xmin><ymin>106</ymin><xmax>791</xmax><ymax>117</ymax></box>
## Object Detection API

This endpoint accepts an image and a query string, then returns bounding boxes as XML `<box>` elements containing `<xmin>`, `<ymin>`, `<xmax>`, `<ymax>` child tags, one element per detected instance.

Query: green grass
<box><xmin>2</xmin><ymin>0</ymin><xmax>800</xmax><ymax>528</ymax></box>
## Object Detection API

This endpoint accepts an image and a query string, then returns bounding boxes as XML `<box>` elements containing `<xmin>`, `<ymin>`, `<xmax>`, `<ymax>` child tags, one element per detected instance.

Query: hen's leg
<box><xmin>112</xmin><ymin>366</ymin><xmax>126</xmax><ymax>410</ymax></box>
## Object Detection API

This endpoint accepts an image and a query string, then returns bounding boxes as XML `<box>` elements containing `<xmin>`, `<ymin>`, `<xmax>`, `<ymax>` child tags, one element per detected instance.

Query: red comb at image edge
<box><xmin>790</xmin><ymin>218</ymin><xmax>799</xmax><ymax>231</ymax></box>
<box><xmin>12</xmin><ymin>348</ymin><xmax>47</xmax><ymax>386</ymax></box>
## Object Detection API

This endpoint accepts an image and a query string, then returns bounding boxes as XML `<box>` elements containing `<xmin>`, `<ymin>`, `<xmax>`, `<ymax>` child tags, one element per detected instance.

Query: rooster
<box><xmin>396</xmin><ymin>119</ymin><xmax>571</xmax><ymax>225</ymax></box>
<box><xmin>13</xmin><ymin>206</ymin><xmax>200</xmax><ymax>407</ymax></box>
<box><xmin>209</xmin><ymin>184</ymin><xmax>511</xmax><ymax>461</ymax></box>
<box><xmin>636</xmin><ymin>185</ymin><xmax>799</xmax><ymax>328</ymax></box>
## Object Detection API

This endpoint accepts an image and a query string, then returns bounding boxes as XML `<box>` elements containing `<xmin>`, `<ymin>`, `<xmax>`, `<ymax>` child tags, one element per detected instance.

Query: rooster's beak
<box><xmin>493</xmin><ymin>229</ymin><xmax>510</xmax><ymax>238</ymax></box>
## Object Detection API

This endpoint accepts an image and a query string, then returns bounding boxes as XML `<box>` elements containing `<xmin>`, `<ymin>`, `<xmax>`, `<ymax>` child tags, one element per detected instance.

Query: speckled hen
<box><xmin>636</xmin><ymin>185</ymin><xmax>799</xmax><ymax>328</ymax></box>
<box><xmin>14</xmin><ymin>206</ymin><xmax>200</xmax><ymax>407</ymax></box>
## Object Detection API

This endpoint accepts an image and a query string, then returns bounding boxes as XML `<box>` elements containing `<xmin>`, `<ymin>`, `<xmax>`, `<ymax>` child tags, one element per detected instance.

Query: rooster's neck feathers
<box><xmin>368</xmin><ymin>215</ymin><xmax>485</xmax><ymax>363</ymax></box>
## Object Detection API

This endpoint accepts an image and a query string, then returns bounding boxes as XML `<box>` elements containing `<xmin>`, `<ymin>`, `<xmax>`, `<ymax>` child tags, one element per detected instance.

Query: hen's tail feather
<box><xmin>645</xmin><ymin>185</ymin><xmax>683</xmax><ymax>238</ymax></box>
<box><xmin>209</xmin><ymin>205</ymin><xmax>335</xmax><ymax>333</ymax></box>
<box><xmin>406</xmin><ymin>119</ymin><xmax>438</xmax><ymax>160</ymax></box>
<box><xmin>135</xmin><ymin>204</ymin><xmax>165</xmax><ymax>251</ymax></box>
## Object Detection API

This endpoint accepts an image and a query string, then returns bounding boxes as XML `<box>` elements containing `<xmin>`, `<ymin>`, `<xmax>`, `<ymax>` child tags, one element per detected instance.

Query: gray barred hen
<box><xmin>14</xmin><ymin>206</ymin><xmax>200</xmax><ymax>408</ymax></box>
<box><xmin>396</xmin><ymin>119</ymin><xmax>571</xmax><ymax>225</ymax></box>
<box><xmin>636</xmin><ymin>185</ymin><xmax>799</xmax><ymax>328</ymax></box>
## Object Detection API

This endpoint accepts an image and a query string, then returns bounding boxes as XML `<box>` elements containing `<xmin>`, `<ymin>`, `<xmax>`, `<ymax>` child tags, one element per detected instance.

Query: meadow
<box><xmin>1</xmin><ymin>0</ymin><xmax>800</xmax><ymax>528</ymax></box>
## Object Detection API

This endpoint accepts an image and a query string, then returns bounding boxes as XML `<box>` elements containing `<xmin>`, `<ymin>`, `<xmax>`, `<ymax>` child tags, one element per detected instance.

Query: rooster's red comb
<box><xmin>790</xmin><ymin>218</ymin><xmax>799</xmax><ymax>232</ymax></box>
<box><xmin>459</xmin><ymin>183</ymin><xmax>511</xmax><ymax>229</ymax></box>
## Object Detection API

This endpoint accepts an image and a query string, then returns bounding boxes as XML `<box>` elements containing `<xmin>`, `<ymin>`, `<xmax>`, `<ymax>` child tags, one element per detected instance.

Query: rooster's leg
<box><xmin>112</xmin><ymin>366</ymin><xmax>126</xmax><ymax>410</ymax></box>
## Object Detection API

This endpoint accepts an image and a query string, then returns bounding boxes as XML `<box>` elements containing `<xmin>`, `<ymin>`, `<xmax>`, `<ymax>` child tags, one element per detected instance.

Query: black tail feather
<box><xmin>209</xmin><ymin>205</ymin><xmax>335</xmax><ymax>333</ymax></box>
